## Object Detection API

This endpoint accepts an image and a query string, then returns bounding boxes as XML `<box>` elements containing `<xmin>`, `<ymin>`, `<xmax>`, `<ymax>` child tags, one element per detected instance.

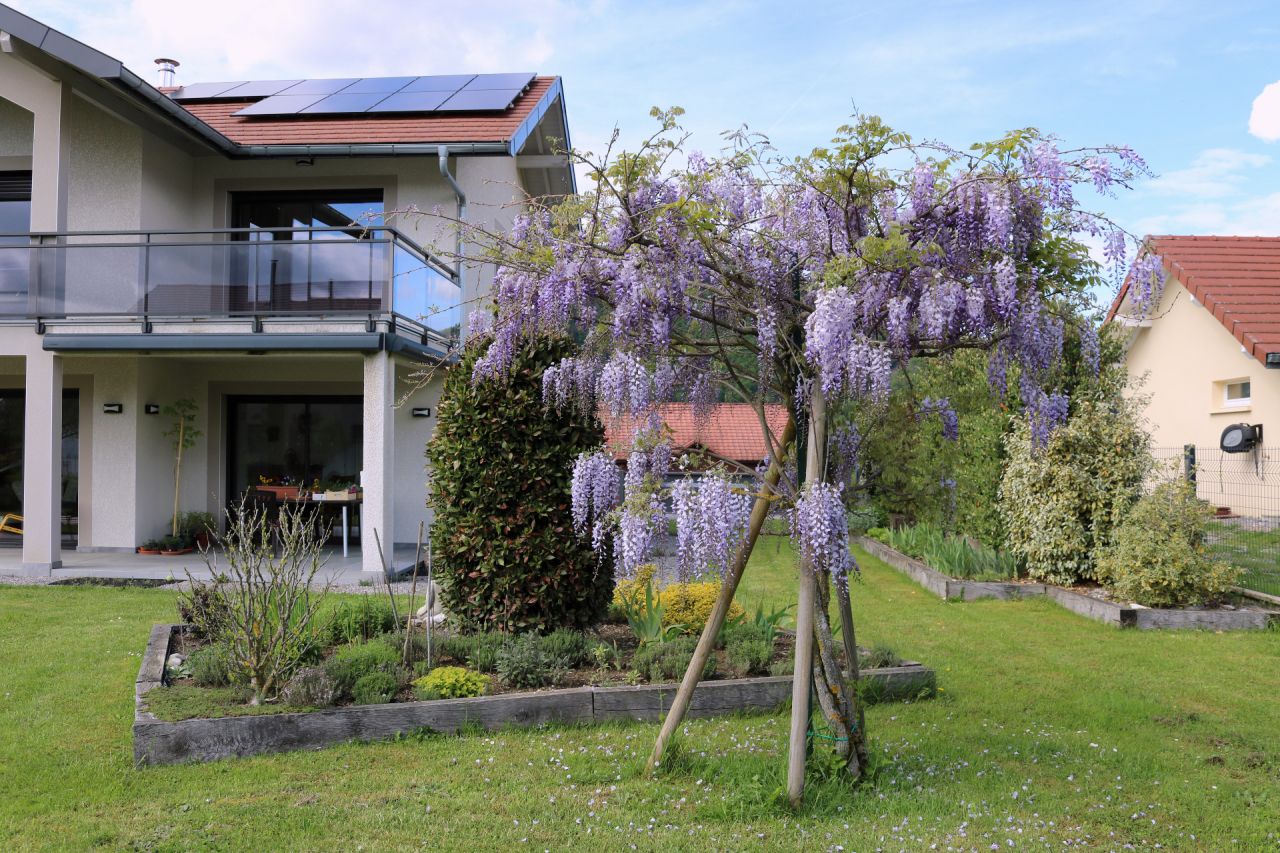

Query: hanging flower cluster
<box><xmin>918</xmin><ymin>397</ymin><xmax>960</xmax><ymax>441</ymax></box>
<box><xmin>792</xmin><ymin>482</ymin><xmax>854</xmax><ymax>583</ymax></box>
<box><xmin>670</xmin><ymin>473</ymin><xmax>754</xmax><ymax>581</ymax></box>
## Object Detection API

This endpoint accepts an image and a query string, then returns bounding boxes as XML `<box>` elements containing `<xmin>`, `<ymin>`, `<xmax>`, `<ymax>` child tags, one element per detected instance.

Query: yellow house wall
<box><xmin>1122</xmin><ymin>278</ymin><xmax>1280</xmax><ymax>516</ymax></box>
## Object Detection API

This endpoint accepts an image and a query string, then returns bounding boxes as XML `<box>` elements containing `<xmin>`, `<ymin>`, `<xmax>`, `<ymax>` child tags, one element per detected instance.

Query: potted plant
<box><xmin>322</xmin><ymin>478</ymin><xmax>356</xmax><ymax>500</ymax></box>
<box><xmin>178</xmin><ymin>511</ymin><xmax>216</xmax><ymax>550</ymax></box>
<box><xmin>138</xmin><ymin>539</ymin><xmax>163</xmax><ymax>556</ymax></box>
<box><xmin>256</xmin><ymin>475</ymin><xmax>303</xmax><ymax>500</ymax></box>
<box><xmin>159</xmin><ymin>534</ymin><xmax>191</xmax><ymax>556</ymax></box>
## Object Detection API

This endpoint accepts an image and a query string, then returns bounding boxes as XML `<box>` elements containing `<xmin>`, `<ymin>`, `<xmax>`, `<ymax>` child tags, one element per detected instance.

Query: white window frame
<box><xmin>1223</xmin><ymin>379</ymin><xmax>1251</xmax><ymax>407</ymax></box>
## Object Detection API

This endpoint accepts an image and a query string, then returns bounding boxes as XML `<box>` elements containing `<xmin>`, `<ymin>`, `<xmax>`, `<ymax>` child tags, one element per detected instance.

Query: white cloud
<box><xmin>1134</xmin><ymin>192</ymin><xmax>1280</xmax><ymax>237</ymax></box>
<box><xmin>1249</xmin><ymin>80</ymin><xmax>1280</xmax><ymax>142</ymax></box>
<box><xmin>1144</xmin><ymin>148</ymin><xmax>1270</xmax><ymax>198</ymax></box>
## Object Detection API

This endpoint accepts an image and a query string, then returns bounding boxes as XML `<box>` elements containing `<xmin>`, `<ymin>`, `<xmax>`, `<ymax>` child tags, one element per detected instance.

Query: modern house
<box><xmin>1109</xmin><ymin>235</ymin><xmax>1280</xmax><ymax>514</ymax></box>
<box><xmin>0</xmin><ymin>3</ymin><xmax>574</xmax><ymax>575</ymax></box>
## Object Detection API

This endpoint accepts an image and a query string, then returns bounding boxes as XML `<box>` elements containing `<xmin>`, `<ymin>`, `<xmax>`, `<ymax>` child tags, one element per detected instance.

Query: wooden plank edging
<box><xmin>133</xmin><ymin>625</ymin><xmax>936</xmax><ymax>766</ymax></box>
<box><xmin>856</xmin><ymin>537</ymin><xmax>1278</xmax><ymax>631</ymax></box>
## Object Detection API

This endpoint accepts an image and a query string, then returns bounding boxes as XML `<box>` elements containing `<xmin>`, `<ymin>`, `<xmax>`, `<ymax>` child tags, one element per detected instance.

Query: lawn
<box><xmin>1</xmin><ymin>545</ymin><xmax>1278</xmax><ymax>851</ymax></box>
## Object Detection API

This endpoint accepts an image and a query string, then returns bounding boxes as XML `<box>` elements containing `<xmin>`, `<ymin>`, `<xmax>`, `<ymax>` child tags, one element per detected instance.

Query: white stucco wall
<box><xmin>0</xmin><ymin>97</ymin><xmax>33</xmax><ymax>161</ymax></box>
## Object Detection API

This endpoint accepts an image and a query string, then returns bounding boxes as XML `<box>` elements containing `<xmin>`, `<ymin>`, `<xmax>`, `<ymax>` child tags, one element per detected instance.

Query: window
<box><xmin>1224</xmin><ymin>380</ymin><xmax>1251</xmax><ymax>407</ymax></box>
<box><xmin>0</xmin><ymin>171</ymin><xmax>31</xmax><ymax>315</ymax></box>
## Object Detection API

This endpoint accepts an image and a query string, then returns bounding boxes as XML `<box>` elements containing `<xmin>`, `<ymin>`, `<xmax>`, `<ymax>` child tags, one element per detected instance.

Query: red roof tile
<box><xmin>1108</xmin><ymin>235</ymin><xmax>1280</xmax><ymax>364</ymax></box>
<box><xmin>175</xmin><ymin>77</ymin><xmax>556</xmax><ymax>146</ymax></box>
<box><xmin>604</xmin><ymin>404</ymin><xmax>790</xmax><ymax>466</ymax></box>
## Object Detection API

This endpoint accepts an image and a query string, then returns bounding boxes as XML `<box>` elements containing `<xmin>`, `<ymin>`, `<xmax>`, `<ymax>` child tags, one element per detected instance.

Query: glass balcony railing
<box><xmin>0</xmin><ymin>227</ymin><xmax>460</xmax><ymax>341</ymax></box>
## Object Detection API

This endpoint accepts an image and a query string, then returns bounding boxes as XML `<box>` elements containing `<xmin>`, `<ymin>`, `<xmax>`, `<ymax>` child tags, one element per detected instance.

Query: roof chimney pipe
<box><xmin>154</xmin><ymin>57</ymin><xmax>179</xmax><ymax>88</ymax></box>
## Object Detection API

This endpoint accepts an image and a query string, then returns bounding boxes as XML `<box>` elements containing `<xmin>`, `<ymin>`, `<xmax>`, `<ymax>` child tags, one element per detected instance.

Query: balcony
<box><xmin>0</xmin><ymin>227</ymin><xmax>461</xmax><ymax>343</ymax></box>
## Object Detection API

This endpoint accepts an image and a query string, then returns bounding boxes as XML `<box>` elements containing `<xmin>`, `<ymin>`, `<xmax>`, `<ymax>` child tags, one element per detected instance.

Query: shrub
<box><xmin>280</xmin><ymin>666</ymin><xmax>339</xmax><ymax>707</ymax></box>
<box><xmin>187</xmin><ymin>643</ymin><xmax>236</xmax><ymax>687</ymax></box>
<box><xmin>352</xmin><ymin>671</ymin><xmax>399</xmax><ymax>705</ymax></box>
<box><xmin>630</xmin><ymin>636</ymin><xmax>717</xmax><ymax>683</ymax></box>
<box><xmin>540</xmin><ymin>628</ymin><xmax>592</xmax><ymax>668</ymax></box>
<box><xmin>614</xmin><ymin>564</ymin><xmax>745</xmax><ymax>635</ymax></box>
<box><xmin>999</xmin><ymin>381</ymin><xmax>1152</xmax><ymax>585</ymax></box>
<box><xmin>412</xmin><ymin>666</ymin><xmax>489</xmax><ymax>700</ymax></box>
<box><xmin>201</xmin><ymin>496</ymin><xmax>329</xmax><ymax>704</ymax></box>
<box><xmin>591</xmin><ymin>641</ymin><xmax>621</xmax><ymax>670</ymax></box>
<box><xmin>324</xmin><ymin>641</ymin><xmax>402</xmax><ymax>697</ymax></box>
<box><xmin>176</xmin><ymin>580</ymin><xmax>232</xmax><ymax>641</ymax></box>
<box><xmin>437</xmin><ymin>632</ymin><xmax>505</xmax><ymax>673</ymax></box>
<box><xmin>321</xmin><ymin>597</ymin><xmax>397</xmax><ymax>645</ymax></box>
<box><xmin>428</xmin><ymin>336</ymin><xmax>614</xmax><ymax>633</ymax></box>
<box><xmin>1097</xmin><ymin>481</ymin><xmax>1242</xmax><ymax>607</ymax></box>
<box><xmin>726</xmin><ymin>635</ymin><xmax>773</xmax><ymax>676</ymax></box>
<box><xmin>860</xmin><ymin>644</ymin><xmax>901</xmax><ymax>670</ymax></box>
<box><xmin>495</xmin><ymin>634</ymin><xmax>559</xmax><ymax>689</ymax></box>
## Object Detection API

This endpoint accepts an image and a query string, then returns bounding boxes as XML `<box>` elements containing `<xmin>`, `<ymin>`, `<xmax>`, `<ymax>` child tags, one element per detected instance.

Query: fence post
<box><xmin>1183</xmin><ymin>443</ymin><xmax>1197</xmax><ymax>485</ymax></box>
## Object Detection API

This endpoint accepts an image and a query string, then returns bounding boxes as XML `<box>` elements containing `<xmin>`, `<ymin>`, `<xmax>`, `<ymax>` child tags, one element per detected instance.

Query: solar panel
<box><xmin>233</xmin><ymin>94</ymin><xmax>325</xmax><ymax>116</ymax></box>
<box><xmin>437</xmin><ymin>88</ymin><xmax>521</xmax><ymax>111</ymax></box>
<box><xmin>219</xmin><ymin>80</ymin><xmax>304</xmax><ymax>98</ymax></box>
<box><xmin>171</xmin><ymin>82</ymin><xmax>245</xmax><ymax>100</ymax></box>
<box><xmin>401</xmin><ymin>74</ymin><xmax>476</xmax><ymax>93</ymax></box>
<box><xmin>366</xmin><ymin>90</ymin><xmax>452</xmax><ymax>113</ymax></box>
<box><xmin>279</xmin><ymin>78</ymin><xmax>359</xmax><ymax>96</ymax></box>
<box><xmin>342</xmin><ymin>76</ymin><xmax>417</xmax><ymax>94</ymax></box>
<box><xmin>461</xmin><ymin>72</ymin><xmax>535</xmax><ymax>91</ymax></box>
<box><xmin>301</xmin><ymin>92</ymin><xmax>392</xmax><ymax>114</ymax></box>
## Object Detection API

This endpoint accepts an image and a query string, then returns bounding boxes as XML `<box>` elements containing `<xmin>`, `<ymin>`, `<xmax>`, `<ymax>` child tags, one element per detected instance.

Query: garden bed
<box><xmin>134</xmin><ymin>624</ymin><xmax>937</xmax><ymax>765</ymax></box>
<box><xmin>857</xmin><ymin>537</ymin><xmax>1278</xmax><ymax>630</ymax></box>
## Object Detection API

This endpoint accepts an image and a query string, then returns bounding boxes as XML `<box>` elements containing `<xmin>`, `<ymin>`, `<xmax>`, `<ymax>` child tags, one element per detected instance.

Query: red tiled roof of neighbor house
<box><xmin>175</xmin><ymin>77</ymin><xmax>557</xmax><ymax>146</ymax></box>
<box><xmin>1107</xmin><ymin>235</ymin><xmax>1280</xmax><ymax>365</ymax></box>
<box><xmin>604</xmin><ymin>404</ymin><xmax>789</xmax><ymax>466</ymax></box>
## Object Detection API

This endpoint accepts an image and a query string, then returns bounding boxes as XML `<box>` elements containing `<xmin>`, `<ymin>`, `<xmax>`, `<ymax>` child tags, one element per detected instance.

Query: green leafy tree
<box><xmin>427</xmin><ymin>336</ymin><xmax>613</xmax><ymax>632</ymax></box>
<box><xmin>163</xmin><ymin>399</ymin><xmax>202</xmax><ymax>539</ymax></box>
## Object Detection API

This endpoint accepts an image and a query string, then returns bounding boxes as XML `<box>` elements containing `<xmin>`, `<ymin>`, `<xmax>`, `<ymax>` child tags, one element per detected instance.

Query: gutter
<box><xmin>438</xmin><ymin>145</ymin><xmax>468</xmax><ymax>317</ymax></box>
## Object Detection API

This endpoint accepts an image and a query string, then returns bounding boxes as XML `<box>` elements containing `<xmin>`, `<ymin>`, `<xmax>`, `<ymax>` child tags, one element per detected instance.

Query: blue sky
<box><xmin>12</xmin><ymin>0</ymin><xmax>1280</xmax><ymax>287</ymax></box>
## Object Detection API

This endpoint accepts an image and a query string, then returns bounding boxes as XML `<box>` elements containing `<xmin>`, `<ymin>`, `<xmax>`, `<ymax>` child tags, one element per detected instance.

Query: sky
<box><xmin>9</xmin><ymin>0</ymin><xmax>1280</xmax><ymax>300</ymax></box>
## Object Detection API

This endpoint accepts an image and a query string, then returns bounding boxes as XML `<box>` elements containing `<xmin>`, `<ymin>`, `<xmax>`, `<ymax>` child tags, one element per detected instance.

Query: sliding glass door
<box><xmin>0</xmin><ymin>388</ymin><xmax>79</xmax><ymax>542</ymax></box>
<box><xmin>226</xmin><ymin>395</ymin><xmax>362</xmax><ymax>501</ymax></box>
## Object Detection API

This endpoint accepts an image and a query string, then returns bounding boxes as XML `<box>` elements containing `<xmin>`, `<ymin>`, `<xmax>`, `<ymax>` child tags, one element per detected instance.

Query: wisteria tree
<box><xmin>462</xmin><ymin>110</ymin><xmax>1160</xmax><ymax>806</ymax></box>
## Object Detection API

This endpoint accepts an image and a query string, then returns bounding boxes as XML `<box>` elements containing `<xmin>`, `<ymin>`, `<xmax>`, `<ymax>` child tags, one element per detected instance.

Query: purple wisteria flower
<box><xmin>671</xmin><ymin>473</ymin><xmax>753</xmax><ymax>581</ymax></box>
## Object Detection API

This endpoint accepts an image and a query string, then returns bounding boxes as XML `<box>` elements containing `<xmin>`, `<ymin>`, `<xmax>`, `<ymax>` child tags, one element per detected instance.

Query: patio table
<box><xmin>255</xmin><ymin>489</ymin><xmax>363</xmax><ymax>557</ymax></box>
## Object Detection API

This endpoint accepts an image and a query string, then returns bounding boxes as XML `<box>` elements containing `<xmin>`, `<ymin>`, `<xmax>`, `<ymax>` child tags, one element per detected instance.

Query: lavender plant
<box><xmin>458</xmin><ymin>109</ymin><xmax>1160</xmax><ymax>803</ymax></box>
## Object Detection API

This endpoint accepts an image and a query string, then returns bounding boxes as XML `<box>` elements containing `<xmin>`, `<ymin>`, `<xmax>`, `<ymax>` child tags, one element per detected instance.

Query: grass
<box><xmin>1</xmin><ymin>546</ymin><xmax>1278</xmax><ymax>850</ymax></box>
<box><xmin>1207</xmin><ymin>520</ymin><xmax>1280</xmax><ymax>597</ymax></box>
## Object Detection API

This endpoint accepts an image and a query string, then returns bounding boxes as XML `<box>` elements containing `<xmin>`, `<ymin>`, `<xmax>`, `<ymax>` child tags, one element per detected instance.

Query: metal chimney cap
<box><xmin>154</xmin><ymin>57</ymin><xmax>181</xmax><ymax>67</ymax></box>
<box><xmin>154</xmin><ymin>58</ymin><xmax>180</xmax><ymax>88</ymax></box>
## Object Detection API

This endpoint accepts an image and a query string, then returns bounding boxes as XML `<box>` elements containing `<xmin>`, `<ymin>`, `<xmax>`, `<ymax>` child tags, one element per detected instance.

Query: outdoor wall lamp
<box><xmin>411</xmin><ymin>407</ymin><xmax>431</xmax><ymax>418</ymax></box>
<box><xmin>295</xmin><ymin>157</ymin><xmax>314</xmax><ymax>167</ymax></box>
<box><xmin>103</xmin><ymin>403</ymin><xmax>123</xmax><ymax>414</ymax></box>
<box><xmin>144</xmin><ymin>404</ymin><xmax>160</xmax><ymax>415</ymax></box>
<box><xmin>1267</xmin><ymin>352</ymin><xmax>1280</xmax><ymax>369</ymax></box>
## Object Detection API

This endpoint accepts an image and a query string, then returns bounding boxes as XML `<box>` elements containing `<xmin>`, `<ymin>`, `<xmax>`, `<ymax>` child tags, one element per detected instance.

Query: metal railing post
<box><xmin>1183</xmin><ymin>443</ymin><xmax>1197</xmax><ymax>486</ymax></box>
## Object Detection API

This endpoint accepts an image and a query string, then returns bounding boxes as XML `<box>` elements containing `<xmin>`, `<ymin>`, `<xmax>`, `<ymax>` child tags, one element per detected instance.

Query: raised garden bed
<box><xmin>134</xmin><ymin>624</ymin><xmax>937</xmax><ymax>765</ymax></box>
<box><xmin>858</xmin><ymin>536</ymin><xmax>1278</xmax><ymax>630</ymax></box>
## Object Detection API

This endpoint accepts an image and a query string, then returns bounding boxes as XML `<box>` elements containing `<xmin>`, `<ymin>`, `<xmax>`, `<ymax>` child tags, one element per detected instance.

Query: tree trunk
<box><xmin>171</xmin><ymin>421</ymin><xmax>184</xmax><ymax>538</ymax></box>
<box><xmin>645</xmin><ymin>416</ymin><xmax>796</xmax><ymax>776</ymax></box>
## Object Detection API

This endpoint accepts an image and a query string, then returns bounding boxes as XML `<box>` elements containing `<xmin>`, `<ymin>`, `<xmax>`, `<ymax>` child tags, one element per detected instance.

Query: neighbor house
<box><xmin>1109</xmin><ymin>235</ymin><xmax>1280</xmax><ymax>515</ymax></box>
<box><xmin>0</xmin><ymin>3</ymin><xmax>574</xmax><ymax>575</ymax></box>
<box><xmin>605</xmin><ymin>403</ymin><xmax>789</xmax><ymax>476</ymax></box>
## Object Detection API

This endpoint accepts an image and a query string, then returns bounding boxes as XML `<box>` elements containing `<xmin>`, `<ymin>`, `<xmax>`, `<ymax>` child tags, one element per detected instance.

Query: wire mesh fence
<box><xmin>1151</xmin><ymin>445</ymin><xmax>1280</xmax><ymax>598</ymax></box>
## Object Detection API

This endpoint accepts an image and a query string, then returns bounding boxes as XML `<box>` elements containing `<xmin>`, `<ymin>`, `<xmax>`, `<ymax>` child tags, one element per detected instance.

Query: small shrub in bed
<box><xmin>324</xmin><ymin>641</ymin><xmax>402</xmax><ymax>697</ymax></box>
<box><xmin>412</xmin><ymin>666</ymin><xmax>489</xmax><ymax>700</ymax></box>
<box><xmin>726</xmin><ymin>635</ymin><xmax>773</xmax><ymax>676</ymax></box>
<box><xmin>630</xmin><ymin>636</ymin><xmax>717</xmax><ymax>683</ymax></box>
<box><xmin>352</xmin><ymin>671</ymin><xmax>399</xmax><ymax>705</ymax></box>
<box><xmin>176</xmin><ymin>580</ymin><xmax>232</xmax><ymax>640</ymax></box>
<box><xmin>1097</xmin><ymin>481</ymin><xmax>1242</xmax><ymax>607</ymax></box>
<box><xmin>496</xmin><ymin>634</ymin><xmax>560</xmax><ymax>689</ymax></box>
<box><xmin>860</xmin><ymin>644</ymin><xmax>901</xmax><ymax>670</ymax></box>
<box><xmin>321</xmin><ymin>597</ymin><xmax>397</xmax><ymax>645</ymax></box>
<box><xmin>540</xmin><ymin>628</ymin><xmax>592</xmax><ymax>668</ymax></box>
<box><xmin>437</xmin><ymin>632</ymin><xmax>505</xmax><ymax>673</ymax></box>
<box><xmin>188</xmin><ymin>643</ymin><xmax>236</xmax><ymax>687</ymax></box>
<box><xmin>614</xmin><ymin>564</ymin><xmax>745</xmax><ymax>634</ymax></box>
<box><xmin>280</xmin><ymin>666</ymin><xmax>339</xmax><ymax>707</ymax></box>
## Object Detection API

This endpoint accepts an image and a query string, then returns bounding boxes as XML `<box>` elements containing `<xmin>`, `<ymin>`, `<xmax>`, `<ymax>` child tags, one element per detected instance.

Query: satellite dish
<box><xmin>1220</xmin><ymin>423</ymin><xmax>1262</xmax><ymax>453</ymax></box>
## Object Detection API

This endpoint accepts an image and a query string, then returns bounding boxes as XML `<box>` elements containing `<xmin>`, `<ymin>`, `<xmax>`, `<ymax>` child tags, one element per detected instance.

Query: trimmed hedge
<box><xmin>428</xmin><ymin>336</ymin><xmax>614</xmax><ymax>633</ymax></box>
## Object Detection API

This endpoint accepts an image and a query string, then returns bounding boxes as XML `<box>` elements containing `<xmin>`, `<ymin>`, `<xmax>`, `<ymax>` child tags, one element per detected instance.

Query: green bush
<box><xmin>860</xmin><ymin>644</ymin><xmax>901</xmax><ymax>670</ymax></box>
<box><xmin>999</xmin><ymin>378</ymin><xmax>1152</xmax><ymax>585</ymax></box>
<box><xmin>540</xmin><ymin>628</ymin><xmax>592</xmax><ymax>668</ymax></box>
<box><xmin>437</xmin><ymin>632</ymin><xmax>505</xmax><ymax>673</ymax></box>
<box><xmin>428</xmin><ymin>336</ymin><xmax>614</xmax><ymax>633</ymax></box>
<box><xmin>726</xmin><ymin>635</ymin><xmax>773</xmax><ymax>676</ymax></box>
<box><xmin>352</xmin><ymin>671</ymin><xmax>399</xmax><ymax>705</ymax></box>
<box><xmin>630</xmin><ymin>636</ymin><xmax>717</xmax><ymax>683</ymax></box>
<box><xmin>1097</xmin><ymin>481</ymin><xmax>1242</xmax><ymax>607</ymax></box>
<box><xmin>324</xmin><ymin>641</ymin><xmax>402</xmax><ymax>697</ymax></box>
<box><xmin>495</xmin><ymin>634</ymin><xmax>560</xmax><ymax>689</ymax></box>
<box><xmin>321</xmin><ymin>597</ymin><xmax>397</xmax><ymax>645</ymax></box>
<box><xmin>412</xmin><ymin>666</ymin><xmax>489</xmax><ymax>700</ymax></box>
<box><xmin>280</xmin><ymin>666</ymin><xmax>339</xmax><ymax>707</ymax></box>
<box><xmin>177</xmin><ymin>581</ymin><xmax>232</xmax><ymax>641</ymax></box>
<box><xmin>188</xmin><ymin>643</ymin><xmax>236</xmax><ymax>687</ymax></box>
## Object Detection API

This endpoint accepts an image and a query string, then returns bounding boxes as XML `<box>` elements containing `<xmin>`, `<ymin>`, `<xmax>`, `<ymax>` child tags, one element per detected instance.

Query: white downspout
<box><xmin>437</xmin><ymin>145</ymin><xmax>467</xmax><ymax>341</ymax></box>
